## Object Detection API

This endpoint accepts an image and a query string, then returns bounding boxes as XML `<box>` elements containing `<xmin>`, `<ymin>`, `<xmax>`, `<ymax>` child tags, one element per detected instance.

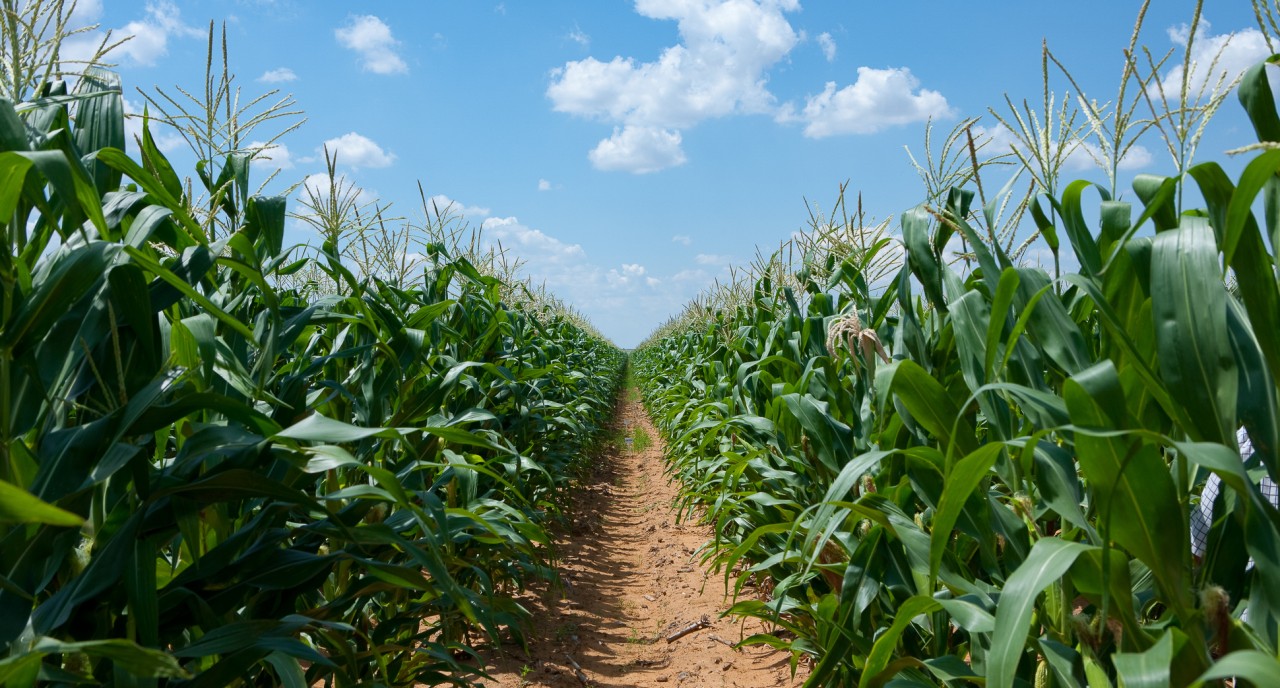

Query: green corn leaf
<box><xmin>1150</xmin><ymin>222</ymin><xmax>1237</xmax><ymax>444</ymax></box>
<box><xmin>1111</xmin><ymin>630</ymin><xmax>1175</xmax><ymax>688</ymax></box>
<box><xmin>1191</xmin><ymin>651</ymin><xmax>1280</xmax><ymax>688</ymax></box>
<box><xmin>275</xmin><ymin>413</ymin><xmax>408</xmax><ymax>442</ymax></box>
<box><xmin>32</xmin><ymin>637</ymin><xmax>188</xmax><ymax>679</ymax></box>
<box><xmin>856</xmin><ymin>595</ymin><xmax>941</xmax><ymax>688</ymax></box>
<box><xmin>1237</xmin><ymin>57</ymin><xmax>1280</xmax><ymax>144</ymax></box>
<box><xmin>877</xmin><ymin>360</ymin><xmax>977</xmax><ymax>461</ymax></box>
<box><xmin>1188</xmin><ymin>157</ymin><xmax>1280</xmax><ymax>393</ymax></box>
<box><xmin>0</xmin><ymin>241</ymin><xmax>117</xmax><ymax>352</ymax></box>
<box><xmin>984</xmin><ymin>267</ymin><xmax>1020</xmax><ymax>380</ymax></box>
<box><xmin>1132</xmin><ymin>174</ymin><xmax>1179</xmax><ymax>234</ymax></box>
<box><xmin>951</xmin><ymin>290</ymin><xmax>1013</xmax><ymax>439</ymax></box>
<box><xmin>1030</xmin><ymin>195</ymin><xmax>1059</xmax><ymax>251</ymax></box>
<box><xmin>71</xmin><ymin>67</ymin><xmax>124</xmax><ymax>194</ymax></box>
<box><xmin>1065</xmin><ymin>363</ymin><xmax>1188</xmax><ymax>616</ymax></box>
<box><xmin>902</xmin><ymin>205</ymin><xmax>947</xmax><ymax>310</ymax></box>
<box><xmin>988</xmin><ymin>538</ymin><xmax>1091</xmax><ymax>688</ymax></box>
<box><xmin>0</xmin><ymin>479</ymin><xmax>83</xmax><ymax>526</ymax></box>
<box><xmin>1052</xmin><ymin>180</ymin><xmax>1108</xmax><ymax>277</ymax></box>
<box><xmin>929</xmin><ymin>442</ymin><xmax>1003</xmax><ymax>584</ymax></box>
<box><xmin>138</xmin><ymin>110</ymin><xmax>183</xmax><ymax>200</ymax></box>
<box><xmin>0</xmin><ymin>152</ymin><xmax>33</xmax><ymax>221</ymax></box>
<box><xmin>1013</xmin><ymin>268</ymin><xmax>1090</xmax><ymax>376</ymax></box>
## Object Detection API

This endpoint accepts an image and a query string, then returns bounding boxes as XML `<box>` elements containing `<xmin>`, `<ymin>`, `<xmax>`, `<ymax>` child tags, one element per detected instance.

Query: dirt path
<box><xmin>477</xmin><ymin>394</ymin><xmax>806</xmax><ymax>688</ymax></box>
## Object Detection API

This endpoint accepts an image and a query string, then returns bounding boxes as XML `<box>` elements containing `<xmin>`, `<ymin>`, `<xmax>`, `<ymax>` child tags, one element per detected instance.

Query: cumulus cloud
<box><xmin>548</xmin><ymin>1</ymin><xmax>951</xmax><ymax>171</ymax></box>
<box><xmin>816</xmin><ymin>32</ymin><xmax>836</xmax><ymax>62</ymax></box>
<box><xmin>671</xmin><ymin>234</ymin><xmax>692</xmax><ymax>245</ymax></box>
<box><xmin>298</xmin><ymin>172</ymin><xmax>374</xmax><ymax>205</ymax></box>
<box><xmin>247</xmin><ymin>141</ymin><xmax>294</xmax><ymax>170</ymax></box>
<box><xmin>608</xmin><ymin>262</ymin><xmax>652</xmax><ymax>287</ymax></box>
<box><xmin>588</xmin><ymin>125</ymin><xmax>686</xmax><ymax>173</ymax></box>
<box><xmin>548</xmin><ymin>0</ymin><xmax>801</xmax><ymax>172</ymax></box>
<box><xmin>538</xmin><ymin>178</ymin><xmax>553</xmax><ymax>191</ymax></box>
<box><xmin>428</xmin><ymin>194</ymin><xmax>491</xmax><ymax>221</ymax></box>
<box><xmin>1065</xmin><ymin>141</ymin><xmax>1154</xmax><ymax>172</ymax></box>
<box><xmin>320</xmin><ymin>132</ymin><xmax>396</xmax><ymax>168</ymax></box>
<box><xmin>86</xmin><ymin>1</ymin><xmax>202</xmax><ymax>67</ymax></box>
<box><xmin>482</xmin><ymin>216</ymin><xmax>586</xmax><ymax>262</ymax></box>
<box><xmin>69</xmin><ymin>0</ymin><xmax>104</xmax><ymax>26</ymax></box>
<box><xmin>258</xmin><ymin>67</ymin><xmax>298</xmax><ymax>83</ymax></box>
<box><xmin>336</xmin><ymin>15</ymin><xmax>408</xmax><ymax>75</ymax></box>
<box><xmin>1155</xmin><ymin>19</ymin><xmax>1270</xmax><ymax>99</ymax></box>
<box><xmin>796</xmin><ymin>67</ymin><xmax>954</xmax><ymax>137</ymax></box>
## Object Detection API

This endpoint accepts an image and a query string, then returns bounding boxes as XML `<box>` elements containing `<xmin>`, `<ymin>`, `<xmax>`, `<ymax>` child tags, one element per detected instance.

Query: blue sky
<box><xmin>69</xmin><ymin>1</ymin><xmax>1272</xmax><ymax>347</ymax></box>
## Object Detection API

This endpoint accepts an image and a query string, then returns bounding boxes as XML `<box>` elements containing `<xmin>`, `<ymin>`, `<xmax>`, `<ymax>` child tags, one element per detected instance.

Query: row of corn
<box><xmin>0</xmin><ymin>67</ymin><xmax>625</xmax><ymax>685</ymax></box>
<box><xmin>633</xmin><ymin>58</ymin><xmax>1280</xmax><ymax>687</ymax></box>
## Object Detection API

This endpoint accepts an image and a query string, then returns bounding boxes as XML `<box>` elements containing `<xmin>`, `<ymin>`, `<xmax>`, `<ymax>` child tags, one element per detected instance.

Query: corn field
<box><xmin>631</xmin><ymin>54</ymin><xmax>1280</xmax><ymax>688</ymax></box>
<box><xmin>6</xmin><ymin>1</ymin><xmax>1280</xmax><ymax>686</ymax></box>
<box><xmin>0</xmin><ymin>59</ymin><xmax>625</xmax><ymax>685</ymax></box>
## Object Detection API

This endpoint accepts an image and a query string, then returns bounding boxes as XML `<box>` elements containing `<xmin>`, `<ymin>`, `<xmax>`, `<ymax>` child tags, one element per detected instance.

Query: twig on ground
<box><xmin>665</xmin><ymin>615</ymin><xmax>711</xmax><ymax>643</ymax></box>
<box><xmin>563</xmin><ymin>652</ymin><xmax>591</xmax><ymax>686</ymax></box>
<box><xmin>707</xmin><ymin>633</ymin><xmax>738</xmax><ymax>650</ymax></box>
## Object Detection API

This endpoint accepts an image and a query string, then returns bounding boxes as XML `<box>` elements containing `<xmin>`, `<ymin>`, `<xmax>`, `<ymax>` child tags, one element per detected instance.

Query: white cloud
<box><xmin>298</xmin><ymin>172</ymin><xmax>374</xmax><ymax>205</ymax></box>
<box><xmin>606</xmin><ymin>263</ymin><xmax>657</xmax><ymax>288</ymax></box>
<box><xmin>112</xmin><ymin>1</ymin><xmax>202</xmax><ymax>66</ymax></box>
<box><xmin>69</xmin><ymin>0</ymin><xmax>104</xmax><ymax>26</ymax></box>
<box><xmin>972</xmin><ymin>123</ymin><xmax>1020</xmax><ymax>158</ymax></box>
<box><xmin>301</xmin><ymin>173</ymin><xmax>333</xmax><ymax>199</ymax></box>
<box><xmin>567</xmin><ymin>25</ymin><xmax>590</xmax><ymax>48</ymax></box>
<box><xmin>1064</xmin><ymin>141</ymin><xmax>1154</xmax><ymax>172</ymax></box>
<box><xmin>797</xmin><ymin>67</ymin><xmax>954</xmax><ymax>138</ymax></box>
<box><xmin>247</xmin><ymin>141</ymin><xmax>293</xmax><ymax>170</ymax></box>
<box><xmin>258</xmin><ymin>67</ymin><xmax>298</xmax><ymax>83</ymax></box>
<box><xmin>482</xmin><ymin>216</ymin><xmax>586</xmax><ymax>261</ymax></box>
<box><xmin>1156</xmin><ymin>19</ymin><xmax>1270</xmax><ymax>98</ymax></box>
<box><xmin>976</xmin><ymin>123</ymin><xmax>1152</xmax><ymax>173</ymax></box>
<box><xmin>336</xmin><ymin>15</ymin><xmax>408</xmax><ymax>75</ymax></box>
<box><xmin>428</xmin><ymin>194</ymin><xmax>491</xmax><ymax>221</ymax></box>
<box><xmin>538</xmin><ymin>178</ymin><xmax>553</xmax><ymax>191</ymax></box>
<box><xmin>550</xmin><ymin>0</ymin><xmax>799</xmax><ymax>126</ymax></box>
<box><xmin>671</xmin><ymin>234</ymin><xmax>692</xmax><ymax>245</ymax></box>
<box><xmin>1117</xmin><ymin>145</ymin><xmax>1154</xmax><ymax>170</ymax></box>
<box><xmin>817</xmin><ymin>32</ymin><xmax>836</xmax><ymax>62</ymax></box>
<box><xmin>609</xmin><ymin>260</ymin><xmax>650</xmax><ymax>285</ymax></box>
<box><xmin>695</xmin><ymin>252</ymin><xmax>736</xmax><ymax>267</ymax></box>
<box><xmin>589</xmin><ymin>125</ymin><xmax>686</xmax><ymax>173</ymax></box>
<box><xmin>548</xmin><ymin>0</ymin><xmax>802</xmax><ymax>172</ymax></box>
<box><xmin>320</xmin><ymin>132</ymin><xmax>396</xmax><ymax>169</ymax></box>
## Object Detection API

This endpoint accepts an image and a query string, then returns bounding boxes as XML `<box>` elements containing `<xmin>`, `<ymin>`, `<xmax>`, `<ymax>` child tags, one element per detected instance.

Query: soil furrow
<box><xmin>478</xmin><ymin>394</ymin><xmax>804</xmax><ymax>687</ymax></box>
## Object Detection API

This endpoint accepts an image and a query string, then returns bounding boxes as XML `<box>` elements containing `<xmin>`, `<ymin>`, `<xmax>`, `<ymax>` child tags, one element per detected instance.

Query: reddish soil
<box><xmin>475</xmin><ymin>394</ymin><xmax>806</xmax><ymax>688</ymax></box>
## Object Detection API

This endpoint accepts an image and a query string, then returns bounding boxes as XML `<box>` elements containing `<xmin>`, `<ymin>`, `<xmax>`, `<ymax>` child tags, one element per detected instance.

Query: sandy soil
<box><xmin>475</xmin><ymin>394</ymin><xmax>807</xmax><ymax>688</ymax></box>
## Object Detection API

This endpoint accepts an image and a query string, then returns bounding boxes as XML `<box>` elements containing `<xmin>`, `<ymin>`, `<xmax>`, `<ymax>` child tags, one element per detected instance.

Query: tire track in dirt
<box><xmin>477</xmin><ymin>393</ymin><xmax>805</xmax><ymax>688</ymax></box>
